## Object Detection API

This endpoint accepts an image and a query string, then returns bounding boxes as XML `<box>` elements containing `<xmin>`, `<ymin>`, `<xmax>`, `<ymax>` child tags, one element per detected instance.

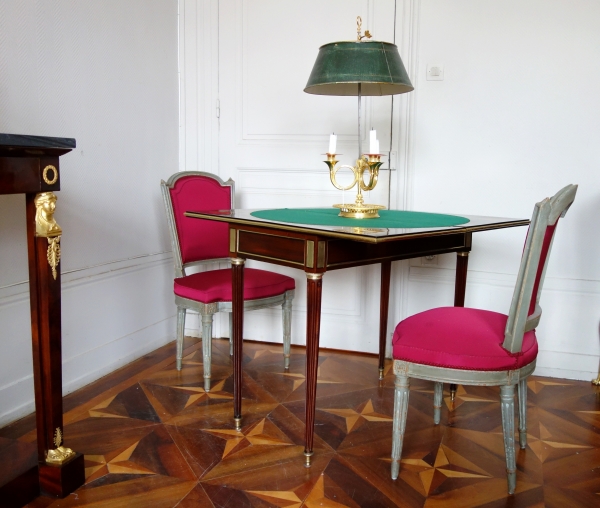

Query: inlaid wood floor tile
<box><xmin>3</xmin><ymin>338</ymin><xmax>597</xmax><ymax>507</ymax></box>
<box><xmin>45</xmin><ymin>476</ymin><xmax>196</xmax><ymax>508</ymax></box>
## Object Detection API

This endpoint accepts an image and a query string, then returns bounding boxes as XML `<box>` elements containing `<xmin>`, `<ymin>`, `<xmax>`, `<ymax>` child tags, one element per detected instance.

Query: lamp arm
<box><xmin>360</xmin><ymin>167</ymin><xmax>378</xmax><ymax>191</ymax></box>
<box><xmin>329</xmin><ymin>163</ymin><xmax>359</xmax><ymax>191</ymax></box>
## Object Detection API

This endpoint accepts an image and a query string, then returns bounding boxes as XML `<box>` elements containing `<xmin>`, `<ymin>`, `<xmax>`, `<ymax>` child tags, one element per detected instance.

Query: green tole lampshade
<box><xmin>304</xmin><ymin>41</ymin><xmax>413</xmax><ymax>96</ymax></box>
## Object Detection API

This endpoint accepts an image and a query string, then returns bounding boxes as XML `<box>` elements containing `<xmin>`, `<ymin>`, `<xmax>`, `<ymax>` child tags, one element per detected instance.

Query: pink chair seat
<box><xmin>392</xmin><ymin>307</ymin><xmax>538</xmax><ymax>371</ymax></box>
<box><xmin>174</xmin><ymin>268</ymin><xmax>295</xmax><ymax>304</ymax></box>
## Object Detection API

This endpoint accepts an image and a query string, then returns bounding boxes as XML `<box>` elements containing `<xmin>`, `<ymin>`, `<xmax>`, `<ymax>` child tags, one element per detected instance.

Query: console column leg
<box><xmin>304</xmin><ymin>273</ymin><xmax>323</xmax><ymax>467</ymax></box>
<box><xmin>379</xmin><ymin>261</ymin><xmax>391</xmax><ymax>380</ymax></box>
<box><xmin>26</xmin><ymin>193</ymin><xmax>84</xmax><ymax>498</ymax></box>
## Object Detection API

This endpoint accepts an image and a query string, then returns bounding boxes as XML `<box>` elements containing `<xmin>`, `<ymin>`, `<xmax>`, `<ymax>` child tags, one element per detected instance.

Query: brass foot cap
<box><xmin>234</xmin><ymin>417</ymin><xmax>242</xmax><ymax>431</ymax></box>
<box><xmin>303</xmin><ymin>451</ymin><xmax>314</xmax><ymax>468</ymax></box>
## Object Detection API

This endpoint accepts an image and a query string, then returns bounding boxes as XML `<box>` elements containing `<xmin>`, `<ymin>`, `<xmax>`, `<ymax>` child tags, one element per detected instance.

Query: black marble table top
<box><xmin>0</xmin><ymin>133</ymin><xmax>76</xmax><ymax>149</ymax></box>
<box><xmin>0</xmin><ymin>133</ymin><xmax>76</xmax><ymax>158</ymax></box>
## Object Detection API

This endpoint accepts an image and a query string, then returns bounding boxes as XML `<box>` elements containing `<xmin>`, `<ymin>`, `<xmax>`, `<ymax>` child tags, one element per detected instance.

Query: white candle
<box><xmin>369</xmin><ymin>129</ymin><xmax>377</xmax><ymax>153</ymax></box>
<box><xmin>328</xmin><ymin>133</ymin><xmax>337</xmax><ymax>154</ymax></box>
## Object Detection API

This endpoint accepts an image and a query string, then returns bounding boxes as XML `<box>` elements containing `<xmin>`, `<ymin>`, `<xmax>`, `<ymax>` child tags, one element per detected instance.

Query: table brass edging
<box><xmin>185</xmin><ymin>212</ymin><xmax>530</xmax><ymax>244</ymax></box>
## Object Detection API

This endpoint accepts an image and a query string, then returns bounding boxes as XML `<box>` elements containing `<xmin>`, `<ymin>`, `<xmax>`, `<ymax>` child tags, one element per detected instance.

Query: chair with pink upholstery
<box><xmin>390</xmin><ymin>184</ymin><xmax>577</xmax><ymax>494</ymax></box>
<box><xmin>161</xmin><ymin>171</ymin><xmax>295</xmax><ymax>391</ymax></box>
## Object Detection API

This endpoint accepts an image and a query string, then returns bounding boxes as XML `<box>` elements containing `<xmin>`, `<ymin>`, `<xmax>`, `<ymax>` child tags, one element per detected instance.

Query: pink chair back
<box><xmin>161</xmin><ymin>172</ymin><xmax>234</xmax><ymax>275</ymax></box>
<box><xmin>503</xmin><ymin>185</ymin><xmax>577</xmax><ymax>353</ymax></box>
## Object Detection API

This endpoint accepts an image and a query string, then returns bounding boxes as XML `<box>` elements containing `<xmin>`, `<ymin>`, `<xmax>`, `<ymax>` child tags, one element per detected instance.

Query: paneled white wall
<box><xmin>0</xmin><ymin>0</ymin><xmax>179</xmax><ymax>426</ymax></box>
<box><xmin>180</xmin><ymin>0</ymin><xmax>600</xmax><ymax>381</ymax></box>
<box><xmin>405</xmin><ymin>0</ymin><xmax>600</xmax><ymax>380</ymax></box>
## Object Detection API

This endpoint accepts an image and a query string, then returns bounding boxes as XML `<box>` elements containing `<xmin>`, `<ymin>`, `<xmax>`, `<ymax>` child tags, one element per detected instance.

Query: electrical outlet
<box><xmin>426</xmin><ymin>64</ymin><xmax>444</xmax><ymax>81</ymax></box>
<box><xmin>421</xmin><ymin>255</ymin><xmax>438</xmax><ymax>266</ymax></box>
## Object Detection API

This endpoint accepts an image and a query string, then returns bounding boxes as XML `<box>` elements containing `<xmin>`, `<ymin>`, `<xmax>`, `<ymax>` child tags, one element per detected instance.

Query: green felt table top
<box><xmin>250</xmin><ymin>208</ymin><xmax>469</xmax><ymax>228</ymax></box>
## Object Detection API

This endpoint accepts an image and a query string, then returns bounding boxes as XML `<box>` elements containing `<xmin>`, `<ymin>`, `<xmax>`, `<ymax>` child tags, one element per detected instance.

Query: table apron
<box><xmin>233</xmin><ymin>226</ymin><xmax>470</xmax><ymax>271</ymax></box>
<box><xmin>0</xmin><ymin>155</ymin><xmax>61</xmax><ymax>194</ymax></box>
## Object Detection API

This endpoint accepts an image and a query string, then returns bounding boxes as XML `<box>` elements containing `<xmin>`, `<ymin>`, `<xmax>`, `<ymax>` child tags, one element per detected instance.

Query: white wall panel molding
<box><xmin>235</xmin><ymin>167</ymin><xmax>390</xmax><ymax>211</ymax></box>
<box><xmin>238</xmin><ymin>0</ymin><xmax>380</xmax><ymax>147</ymax></box>
<box><xmin>392</xmin><ymin>0</ymin><xmax>421</xmax><ymax>354</ymax></box>
<box><xmin>0</xmin><ymin>251</ymin><xmax>173</xmax><ymax>306</ymax></box>
<box><xmin>535</xmin><ymin>351</ymin><xmax>599</xmax><ymax>382</ymax></box>
<box><xmin>178</xmin><ymin>0</ymin><xmax>220</xmax><ymax>175</ymax></box>
<box><xmin>393</xmin><ymin>0</ymin><xmax>420</xmax><ymax>213</ymax></box>
<box><xmin>0</xmin><ymin>255</ymin><xmax>176</xmax><ymax>427</ymax></box>
<box><xmin>408</xmin><ymin>265</ymin><xmax>600</xmax><ymax>297</ymax></box>
<box><xmin>0</xmin><ymin>314</ymin><xmax>175</xmax><ymax>428</ymax></box>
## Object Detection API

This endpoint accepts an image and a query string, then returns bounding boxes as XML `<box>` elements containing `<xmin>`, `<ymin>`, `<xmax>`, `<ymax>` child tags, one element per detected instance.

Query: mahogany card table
<box><xmin>185</xmin><ymin>207</ymin><xmax>529</xmax><ymax>466</ymax></box>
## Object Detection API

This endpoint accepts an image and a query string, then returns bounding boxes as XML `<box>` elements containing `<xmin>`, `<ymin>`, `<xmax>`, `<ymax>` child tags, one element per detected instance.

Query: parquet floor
<box><xmin>2</xmin><ymin>337</ymin><xmax>600</xmax><ymax>507</ymax></box>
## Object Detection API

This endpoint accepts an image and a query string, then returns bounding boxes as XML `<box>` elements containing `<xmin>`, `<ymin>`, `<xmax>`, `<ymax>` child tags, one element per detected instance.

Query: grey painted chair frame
<box><xmin>161</xmin><ymin>171</ymin><xmax>294</xmax><ymax>391</ymax></box>
<box><xmin>390</xmin><ymin>184</ymin><xmax>577</xmax><ymax>495</ymax></box>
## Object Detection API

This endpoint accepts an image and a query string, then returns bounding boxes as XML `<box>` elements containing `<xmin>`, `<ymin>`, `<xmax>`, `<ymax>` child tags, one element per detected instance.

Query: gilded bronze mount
<box><xmin>34</xmin><ymin>192</ymin><xmax>62</xmax><ymax>280</ymax></box>
<box><xmin>324</xmin><ymin>153</ymin><xmax>385</xmax><ymax>218</ymax></box>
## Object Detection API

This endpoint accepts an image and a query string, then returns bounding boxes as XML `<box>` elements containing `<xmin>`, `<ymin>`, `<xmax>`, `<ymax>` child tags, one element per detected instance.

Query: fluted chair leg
<box><xmin>500</xmin><ymin>384</ymin><xmax>517</xmax><ymax>495</ymax></box>
<box><xmin>201</xmin><ymin>311</ymin><xmax>215</xmax><ymax>392</ymax></box>
<box><xmin>228</xmin><ymin>313</ymin><xmax>233</xmax><ymax>356</ymax></box>
<box><xmin>518</xmin><ymin>377</ymin><xmax>528</xmax><ymax>449</ymax></box>
<box><xmin>176</xmin><ymin>307</ymin><xmax>186</xmax><ymax>370</ymax></box>
<box><xmin>433</xmin><ymin>382</ymin><xmax>443</xmax><ymax>424</ymax></box>
<box><xmin>282</xmin><ymin>291</ymin><xmax>293</xmax><ymax>371</ymax></box>
<box><xmin>391</xmin><ymin>373</ymin><xmax>410</xmax><ymax>480</ymax></box>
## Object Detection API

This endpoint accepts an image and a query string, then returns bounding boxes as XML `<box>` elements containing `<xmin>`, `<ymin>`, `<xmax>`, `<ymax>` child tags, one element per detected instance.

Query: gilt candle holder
<box><xmin>324</xmin><ymin>153</ymin><xmax>385</xmax><ymax>219</ymax></box>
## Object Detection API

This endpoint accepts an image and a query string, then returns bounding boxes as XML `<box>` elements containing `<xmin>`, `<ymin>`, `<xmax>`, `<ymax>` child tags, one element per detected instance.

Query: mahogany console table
<box><xmin>0</xmin><ymin>134</ymin><xmax>84</xmax><ymax>504</ymax></box>
<box><xmin>185</xmin><ymin>208</ymin><xmax>529</xmax><ymax>467</ymax></box>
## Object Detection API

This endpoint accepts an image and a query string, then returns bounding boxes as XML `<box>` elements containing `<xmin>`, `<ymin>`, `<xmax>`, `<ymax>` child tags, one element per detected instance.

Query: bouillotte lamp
<box><xmin>304</xmin><ymin>17</ymin><xmax>414</xmax><ymax>218</ymax></box>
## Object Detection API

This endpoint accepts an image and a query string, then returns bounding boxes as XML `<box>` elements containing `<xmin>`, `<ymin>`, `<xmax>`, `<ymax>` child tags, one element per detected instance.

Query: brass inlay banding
<box><xmin>238</xmin><ymin>251</ymin><xmax>305</xmax><ymax>267</ymax></box>
<box><xmin>184</xmin><ymin>211</ymin><xmax>529</xmax><ymax>244</ymax></box>
<box><xmin>230</xmin><ymin>229</ymin><xmax>237</xmax><ymax>253</ymax></box>
<box><xmin>306</xmin><ymin>241</ymin><xmax>315</xmax><ymax>268</ymax></box>
<box><xmin>317</xmin><ymin>241</ymin><xmax>326</xmax><ymax>268</ymax></box>
<box><xmin>42</xmin><ymin>165</ymin><xmax>58</xmax><ymax>185</ymax></box>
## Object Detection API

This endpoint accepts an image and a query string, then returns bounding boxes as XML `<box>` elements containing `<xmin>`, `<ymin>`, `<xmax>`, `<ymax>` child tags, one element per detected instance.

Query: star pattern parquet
<box><xmin>1</xmin><ymin>337</ymin><xmax>598</xmax><ymax>507</ymax></box>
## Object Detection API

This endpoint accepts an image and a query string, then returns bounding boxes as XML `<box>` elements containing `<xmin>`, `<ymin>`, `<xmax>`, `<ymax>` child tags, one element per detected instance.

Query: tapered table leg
<box><xmin>453</xmin><ymin>251</ymin><xmax>470</xmax><ymax>307</ymax></box>
<box><xmin>304</xmin><ymin>273</ymin><xmax>323</xmax><ymax>467</ymax></box>
<box><xmin>26</xmin><ymin>193</ymin><xmax>84</xmax><ymax>498</ymax></box>
<box><xmin>450</xmin><ymin>248</ymin><xmax>471</xmax><ymax>400</ymax></box>
<box><xmin>231</xmin><ymin>258</ymin><xmax>245</xmax><ymax>431</ymax></box>
<box><xmin>379</xmin><ymin>261</ymin><xmax>391</xmax><ymax>379</ymax></box>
